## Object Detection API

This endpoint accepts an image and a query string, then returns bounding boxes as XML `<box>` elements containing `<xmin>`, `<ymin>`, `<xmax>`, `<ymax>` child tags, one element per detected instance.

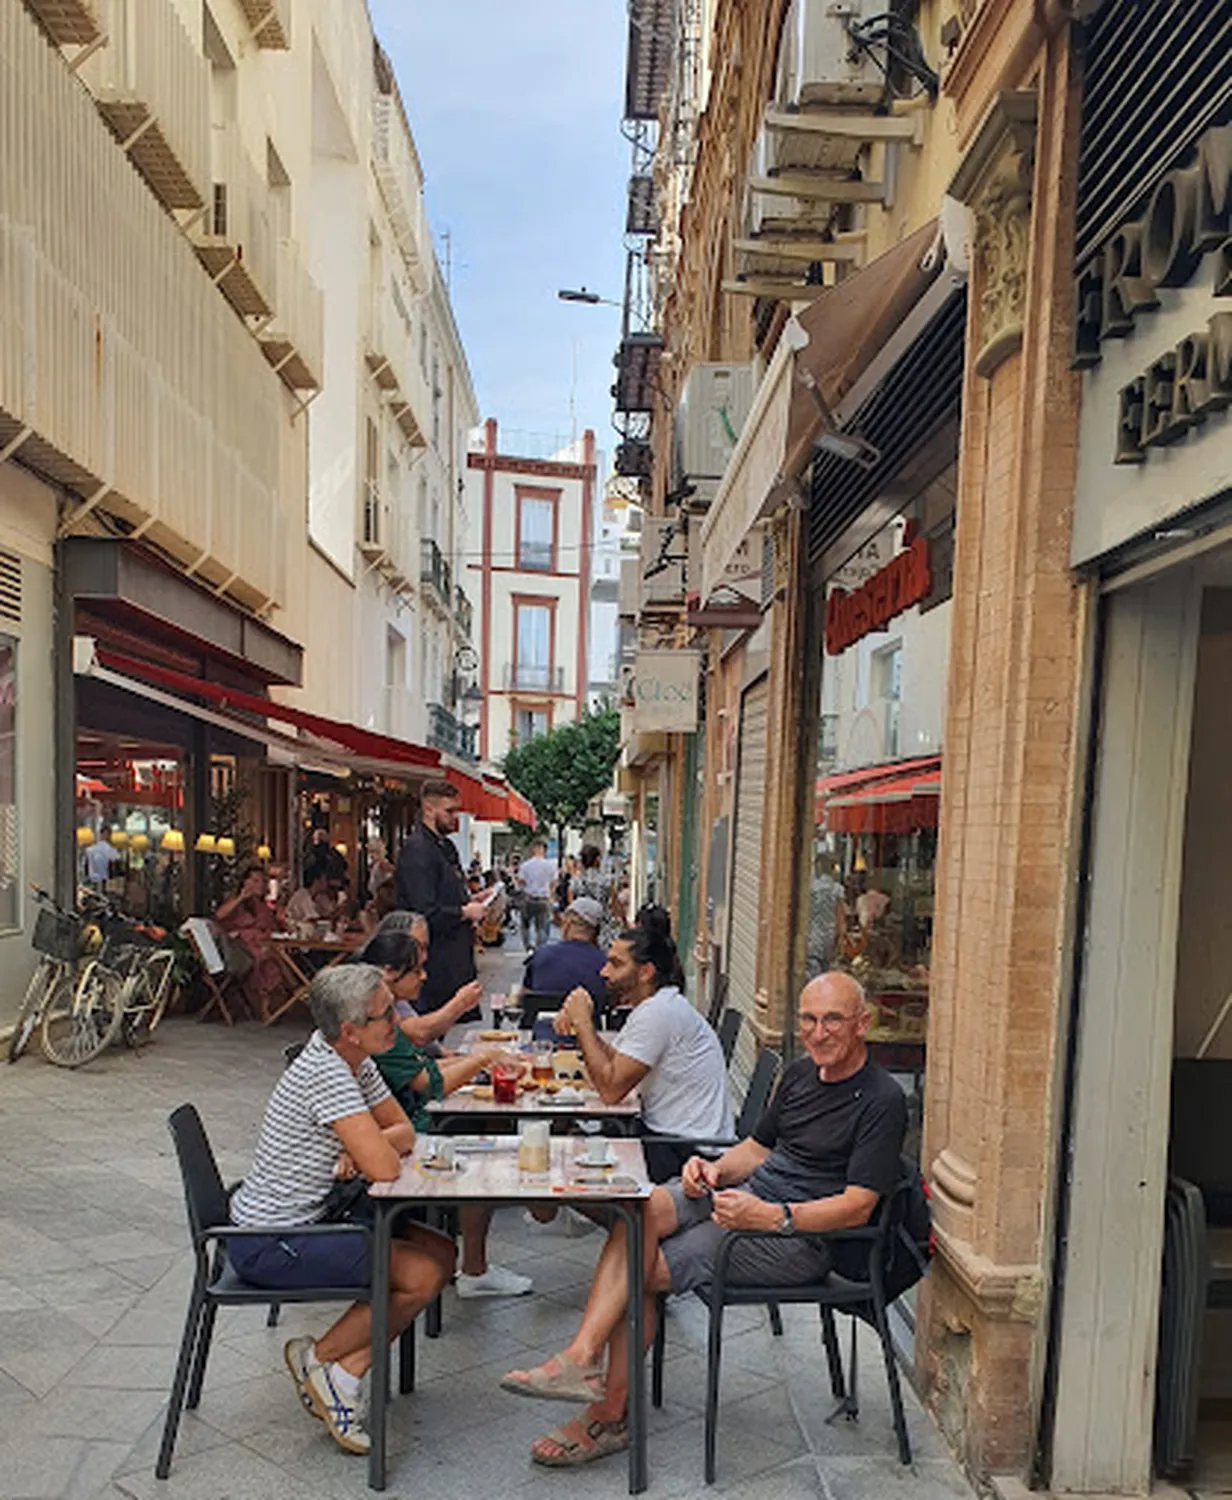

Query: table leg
<box><xmin>368</xmin><ymin>1203</ymin><xmax>393</xmax><ymax>1491</ymax></box>
<box><xmin>266</xmin><ymin>949</ymin><xmax>312</xmax><ymax>1026</ymax></box>
<box><xmin>616</xmin><ymin>1201</ymin><xmax>648</xmax><ymax>1495</ymax></box>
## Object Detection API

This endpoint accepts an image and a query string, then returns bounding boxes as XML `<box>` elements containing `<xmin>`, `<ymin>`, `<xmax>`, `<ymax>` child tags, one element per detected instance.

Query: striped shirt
<box><xmin>230</xmin><ymin>1030</ymin><xmax>391</xmax><ymax>1228</ymax></box>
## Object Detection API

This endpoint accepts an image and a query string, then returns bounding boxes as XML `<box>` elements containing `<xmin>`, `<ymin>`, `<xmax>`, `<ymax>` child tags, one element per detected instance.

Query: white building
<box><xmin>588</xmin><ymin>476</ymin><xmax>642</xmax><ymax>708</ymax></box>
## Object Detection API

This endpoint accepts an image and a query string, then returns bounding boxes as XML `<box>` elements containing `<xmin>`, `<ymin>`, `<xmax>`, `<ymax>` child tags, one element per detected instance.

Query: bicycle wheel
<box><xmin>8</xmin><ymin>959</ymin><xmax>57</xmax><ymax>1062</ymax></box>
<box><xmin>40</xmin><ymin>961</ymin><xmax>124</xmax><ymax>1068</ymax></box>
<box><xmin>144</xmin><ymin>953</ymin><xmax>176</xmax><ymax>1033</ymax></box>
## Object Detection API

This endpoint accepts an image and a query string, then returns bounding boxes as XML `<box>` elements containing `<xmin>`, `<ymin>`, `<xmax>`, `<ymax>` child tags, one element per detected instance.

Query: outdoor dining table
<box><xmin>265</xmin><ymin>930</ymin><xmax>365</xmax><ymax>1025</ymax></box>
<box><xmin>367</xmin><ymin>1134</ymin><xmax>653</xmax><ymax>1493</ymax></box>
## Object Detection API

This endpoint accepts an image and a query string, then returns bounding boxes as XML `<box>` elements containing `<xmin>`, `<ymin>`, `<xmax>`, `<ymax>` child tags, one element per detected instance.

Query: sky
<box><xmin>368</xmin><ymin>1</ymin><xmax>631</xmax><ymax>464</ymax></box>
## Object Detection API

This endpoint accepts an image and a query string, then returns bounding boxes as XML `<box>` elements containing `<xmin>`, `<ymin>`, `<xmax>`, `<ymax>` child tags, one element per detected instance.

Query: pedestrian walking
<box><xmin>395</xmin><ymin>780</ymin><xmax>491</xmax><ymax>1019</ymax></box>
<box><xmin>516</xmin><ymin>838</ymin><xmax>556</xmax><ymax>952</ymax></box>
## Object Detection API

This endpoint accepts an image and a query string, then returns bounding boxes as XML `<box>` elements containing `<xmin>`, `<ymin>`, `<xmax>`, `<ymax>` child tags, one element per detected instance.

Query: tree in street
<box><xmin>502</xmin><ymin>708</ymin><xmax>621</xmax><ymax>852</ymax></box>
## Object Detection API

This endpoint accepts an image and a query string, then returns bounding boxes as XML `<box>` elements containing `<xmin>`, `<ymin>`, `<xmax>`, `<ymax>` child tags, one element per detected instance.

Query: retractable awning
<box><xmin>816</xmin><ymin>755</ymin><xmax>941</xmax><ymax>835</ymax></box>
<box><xmin>76</xmin><ymin>640</ymin><xmax>535</xmax><ymax>827</ymax></box>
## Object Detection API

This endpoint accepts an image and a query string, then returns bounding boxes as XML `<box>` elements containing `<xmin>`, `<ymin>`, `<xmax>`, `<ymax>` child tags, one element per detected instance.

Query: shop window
<box><xmin>873</xmin><ymin>643</ymin><xmax>903</xmax><ymax>760</ymax></box>
<box><xmin>0</xmin><ymin>638</ymin><xmax>16</xmax><ymax>932</ymax></box>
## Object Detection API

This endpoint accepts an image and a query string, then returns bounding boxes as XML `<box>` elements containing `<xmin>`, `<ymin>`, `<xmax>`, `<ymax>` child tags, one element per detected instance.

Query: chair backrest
<box><xmin>181</xmin><ymin>916</ymin><xmax>224</xmax><ymax>975</ymax></box>
<box><xmin>706</xmin><ymin>965</ymin><xmax>729</xmax><ymax>1030</ymax></box>
<box><xmin>717</xmin><ymin>1006</ymin><xmax>742</xmax><ymax>1065</ymax></box>
<box><xmin>283</xmin><ymin>1040</ymin><xmax>306</xmax><ymax>1068</ymax></box>
<box><xmin>167</xmin><ymin>1104</ymin><xmax>230</xmax><ymax>1243</ymax></box>
<box><xmin>735</xmin><ymin>1048</ymin><xmax>781</xmax><ymax>1138</ymax></box>
<box><xmin>520</xmin><ymin>990</ymin><xmax>569</xmax><ymax>1023</ymax></box>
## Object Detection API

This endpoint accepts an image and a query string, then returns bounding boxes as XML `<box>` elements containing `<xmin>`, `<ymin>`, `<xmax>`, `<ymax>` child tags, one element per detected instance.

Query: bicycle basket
<box><xmin>32</xmin><ymin>907</ymin><xmax>81</xmax><ymax>962</ymax></box>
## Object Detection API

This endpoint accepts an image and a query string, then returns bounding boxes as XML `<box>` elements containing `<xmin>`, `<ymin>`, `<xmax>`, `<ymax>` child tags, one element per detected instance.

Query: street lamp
<box><xmin>558</xmin><ymin>287</ymin><xmax>622</xmax><ymax>308</ymax></box>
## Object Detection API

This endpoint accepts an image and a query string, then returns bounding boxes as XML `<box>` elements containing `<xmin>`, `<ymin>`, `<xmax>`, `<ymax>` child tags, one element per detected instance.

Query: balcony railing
<box><xmin>21</xmin><ymin>0</ymin><xmax>103</xmax><ymax>45</ymax></box>
<box><xmin>503</xmin><ymin>664</ymin><xmax>565</xmax><ymax>693</ymax></box>
<box><xmin>420</xmin><ymin>538</ymin><xmax>451</xmax><ymax>610</ymax></box>
<box><xmin>0</xmin><ymin>1</ymin><xmax>283</xmax><ymax>613</ymax></box>
<box><xmin>259</xmin><ymin>238</ymin><xmax>324</xmax><ymax>391</ymax></box>
<box><xmin>427</xmin><ymin>703</ymin><xmax>478</xmax><ymax>763</ymax></box>
<box><xmin>192</xmin><ymin>125</ymin><xmax>275</xmax><ymax>319</ymax></box>
<box><xmin>454</xmin><ymin>585</ymin><xmax>473</xmax><ymax>640</ymax></box>
<box><xmin>234</xmin><ymin>0</ymin><xmax>289</xmax><ymax>48</ymax></box>
<box><xmin>82</xmin><ymin>0</ymin><xmax>210</xmax><ymax>213</ymax></box>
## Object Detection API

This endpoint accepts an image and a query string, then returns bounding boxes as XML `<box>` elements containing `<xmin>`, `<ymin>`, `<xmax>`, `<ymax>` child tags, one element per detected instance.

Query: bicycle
<box><xmin>111</xmin><ymin>930</ymin><xmax>177</xmax><ymax>1045</ymax></box>
<box><xmin>39</xmin><ymin>893</ymin><xmax>132</xmax><ymax>1068</ymax></box>
<box><xmin>7</xmin><ymin>887</ymin><xmax>89</xmax><ymax>1063</ymax></box>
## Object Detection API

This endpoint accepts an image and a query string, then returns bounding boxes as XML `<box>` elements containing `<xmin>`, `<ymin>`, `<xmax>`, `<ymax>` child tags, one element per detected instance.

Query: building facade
<box><xmin>465</xmin><ymin>420</ymin><xmax>597</xmax><ymax>764</ymax></box>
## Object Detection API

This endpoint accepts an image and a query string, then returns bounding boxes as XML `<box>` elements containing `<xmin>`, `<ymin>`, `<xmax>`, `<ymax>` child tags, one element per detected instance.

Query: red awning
<box><xmin>91</xmin><ymin>646</ymin><xmax>536</xmax><ymax>827</ymax></box>
<box><xmin>816</xmin><ymin>756</ymin><xmax>941</xmax><ymax>836</ymax></box>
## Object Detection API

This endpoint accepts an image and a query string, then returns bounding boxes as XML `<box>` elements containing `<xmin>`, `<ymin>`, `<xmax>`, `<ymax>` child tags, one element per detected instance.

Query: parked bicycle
<box><xmin>6</xmin><ymin>886</ymin><xmax>92</xmax><ymax>1064</ymax></box>
<box><xmin>41</xmin><ymin>899</ymin><xmax>174</xmax><ymax>1068</ymax></box>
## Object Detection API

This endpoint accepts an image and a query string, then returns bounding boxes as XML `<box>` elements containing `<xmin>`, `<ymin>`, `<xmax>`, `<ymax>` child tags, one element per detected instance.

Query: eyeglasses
<box><xmin>362</xmin><ymin>1003</ymin><xmax>395</xmax><ymax>1027</ymax></box>
<box><xmin>799</xmin><ymin>1011</ymin><xmax>859</xmax><ymax>1032</ymax></box>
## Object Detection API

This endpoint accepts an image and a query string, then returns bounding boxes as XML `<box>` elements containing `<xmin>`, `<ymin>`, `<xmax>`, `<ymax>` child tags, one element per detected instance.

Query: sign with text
<box><xmin>631</xmin><ymin>650</ymin><xmax>700</xmax><ymax>732</ymax></box>
<box><xmin>824</xmin><ymin>535</ymin><xmax>931</xmax><ymax>655</ymax></box>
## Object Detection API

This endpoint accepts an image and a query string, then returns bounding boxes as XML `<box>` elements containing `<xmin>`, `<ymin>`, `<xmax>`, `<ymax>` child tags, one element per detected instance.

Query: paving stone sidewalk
<box><xmin>0</xmin><ymin>945</ymin><xmax>981</xmax><ymax>1500</ymax></box>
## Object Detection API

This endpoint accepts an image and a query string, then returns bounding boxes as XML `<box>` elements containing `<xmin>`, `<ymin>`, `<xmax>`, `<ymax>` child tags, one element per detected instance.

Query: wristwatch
<box><xmin>778</xmin><ymin>1203</ymin><xmax>795</xmax><ymax>1235</ymax></box>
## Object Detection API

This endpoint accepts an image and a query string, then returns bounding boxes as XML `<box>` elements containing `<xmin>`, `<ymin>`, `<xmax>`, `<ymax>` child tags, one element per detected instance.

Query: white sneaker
<box><xmin>455</xmin><ymin>1264</ymin><xmax>534</xmax><ymax>1298</ymax></box>
<box><xmin>283</xmin><ymin>1336</ymin><xmax>321</xmax><ymax>1420</ymax></box>
<box><xmin>303</xmin><ymin>1361</ymin><xmax>370</xmax><ymax>1455</ymax></box>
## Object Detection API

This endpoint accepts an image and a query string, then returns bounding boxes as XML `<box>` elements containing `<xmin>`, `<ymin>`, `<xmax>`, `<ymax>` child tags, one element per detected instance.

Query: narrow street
<box><xmin>0</xmin><ymin>942</ymin><xmax>977</xmax><ymax>1500</ymax></box>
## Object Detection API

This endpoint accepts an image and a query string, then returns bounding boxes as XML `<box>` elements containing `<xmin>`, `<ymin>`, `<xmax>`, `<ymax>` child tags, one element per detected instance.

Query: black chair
<box><xmin>156</xmin><ymin>1104</ymin><xmax>416</xmax><ymax>1479</ymax></box>
<box><xmin>716</xmin><ymin>1007</ymin><xmax>742</xmax><ymax>1065</ymax></box>
<box><xmin>518</xmin><ymin>989</ymin><xmax>569</xmax><ymax>1024</ymax></box>
<box><xmin>651</xmin><ymin>1169</ymin><xmax>917</xmax><ymax>1484</ymax></box>
<box><xmin>705</xmin><ymin>951</ymin><xmax>728</xmax><ymax>1030</ymax></box>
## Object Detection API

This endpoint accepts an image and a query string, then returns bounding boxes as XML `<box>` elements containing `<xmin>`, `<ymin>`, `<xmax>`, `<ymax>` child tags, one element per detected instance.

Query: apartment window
<box><xmin>514</xmin><ymin>707</ymin><xmax>549</xmax><ymax>744</ymax></box>
<box><xmin>514</xmin><ymin>601</ymin><xmax>552</xmax><ymax>691</ymax></box>
<box><xmin>518</xmin><ymin>490</ymin><xmax>557</xmax><ymax>571</ymax></box>
<box><xmin>0</xmin><ymin>637</ymin><xmax>17</xmax><ymax>933</ymax></box>
<box><xmin>873</xmin><ymin>642</ymin><xmax>903</xmax><ymax>760</ymax></box>
<box><xmin>363</xmin><ymin>419</ymin><xmax>381</xmax><ymax>545</ymax></box>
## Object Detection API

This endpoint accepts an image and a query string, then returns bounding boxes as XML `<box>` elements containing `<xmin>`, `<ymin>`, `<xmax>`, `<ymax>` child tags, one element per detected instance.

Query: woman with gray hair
<box><xmin>229</xmin><ymin>964</ymin><xmax>454</xmax><ymax>1457</ymax></box>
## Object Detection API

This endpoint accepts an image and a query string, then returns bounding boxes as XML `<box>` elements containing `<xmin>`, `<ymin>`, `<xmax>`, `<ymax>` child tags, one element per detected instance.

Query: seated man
<box><xmin>284</xmin><ymin>864</ymin><xmax>342</xmax><ymax>932</ymax></box>
<box><xmin>229</xmin><ymin>964</ymin><xmax>454</xmax><ymax>1456</ymax></box>
<box><xmin>502</xmin><ymin>970</ymin><xmax>906</xmax><ymax>1468</ymax></box>
<box><xmin>523</xmin><ymin>896</ymin><xmax>608</xmax><ymax>1012</ymax></box>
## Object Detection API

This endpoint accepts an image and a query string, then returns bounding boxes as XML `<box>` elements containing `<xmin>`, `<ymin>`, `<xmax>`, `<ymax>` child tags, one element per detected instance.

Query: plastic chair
<box><xmin>651</xmin><ymin>1169</ymin><xmax>917</xmax><ymax>1483</ymax></box>
<box><xmin>156</xmin><ymin>1104</ymin><xmax>415</xmax><ymax>1479</ymax></box>
<box><xmin>716</xmin><ymin>1007</ymin><xmax>742</xmax><ymax>1065</ymax></box>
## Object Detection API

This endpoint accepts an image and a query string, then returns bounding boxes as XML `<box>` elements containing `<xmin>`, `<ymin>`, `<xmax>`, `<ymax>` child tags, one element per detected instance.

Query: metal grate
<box><xmin>1074</xmin><ymin>0</ymin><xmax>1232</xmax><ymax>275</ymax></box>
<box><xmin>0</xmin><ymin>551</ymin><xmax>20</xmax><ymax>625</ymax></box>
<box><xmin>807</xmin><ymin>289</ymin><xmax>966</xmax><ymax>566</ymax></box>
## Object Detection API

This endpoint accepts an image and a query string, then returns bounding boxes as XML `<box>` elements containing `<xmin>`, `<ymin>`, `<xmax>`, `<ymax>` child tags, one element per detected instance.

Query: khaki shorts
<box><xmin>659</xmin><ymin>1183</ymin><xmax>831</xmax><ymax>1294</ymax></box>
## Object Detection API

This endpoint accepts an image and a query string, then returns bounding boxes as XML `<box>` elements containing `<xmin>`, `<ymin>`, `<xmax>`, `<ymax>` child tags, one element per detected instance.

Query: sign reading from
<box><xmin>631</xmin><ymin>650</ymin><xmax>699</xmax><ymax>733</ymax></box>
<box><xmin>824</xmin><ymin>534</ymin><xmax>931</xmax><ymax>655</ymax></box>
<box><xmin>1074</xmin><ymin>122</ymin><xmax>1232</xmax><ymax>464</ymax></box>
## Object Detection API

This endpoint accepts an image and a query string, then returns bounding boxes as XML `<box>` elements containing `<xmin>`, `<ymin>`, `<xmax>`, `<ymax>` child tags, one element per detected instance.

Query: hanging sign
<box><xmin>824</xmin><ymin>535</ymin><xmax>931</xmax><ymax>655</ymax></box>
<box><xmin>631</xmin><ymin>650</ymin><xmax>700</xmax><ymax>732</ymax></box>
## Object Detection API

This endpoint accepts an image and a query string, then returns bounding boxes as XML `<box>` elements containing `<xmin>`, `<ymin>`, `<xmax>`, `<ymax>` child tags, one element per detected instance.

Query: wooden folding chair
<box><xmin>181</xmin><ymin>918</ymin><xmax>247</xmax><ymax>1025</ymax></box>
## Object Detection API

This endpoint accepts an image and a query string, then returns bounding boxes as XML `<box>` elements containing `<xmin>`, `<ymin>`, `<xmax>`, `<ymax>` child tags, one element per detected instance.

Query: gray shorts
<box><xmin>659</xmin><ymin>1183</ymin><xmax>831</xmax><ymax>1294</ymax></box>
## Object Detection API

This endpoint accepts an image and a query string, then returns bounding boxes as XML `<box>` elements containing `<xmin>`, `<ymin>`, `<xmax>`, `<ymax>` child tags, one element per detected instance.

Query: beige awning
<box><xmin>699</xmin><ymin>218</ymin><xmax>945</xmax><ymax>602</ymax></box>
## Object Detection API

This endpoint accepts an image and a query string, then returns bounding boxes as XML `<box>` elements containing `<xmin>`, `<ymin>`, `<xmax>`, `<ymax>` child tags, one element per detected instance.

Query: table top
<box><xmin>370</xmin><ymin>1134</ymin><xmax>652</xmax><ymax>1201</ymax></box>
<box><xmin>425</xmin><ymin>1084</ymin><xmax>640</xmax><ymax>1118</ymax></box>
<box><xmin>269</xmin><ymin>931</ymin><xmax>365</xmax><ymax>953</ymax></box>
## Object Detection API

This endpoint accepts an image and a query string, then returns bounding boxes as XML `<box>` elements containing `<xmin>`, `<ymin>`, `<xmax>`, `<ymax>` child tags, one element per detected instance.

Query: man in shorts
<box><xmin>500</xmin><ymin>969</ymin><xmax>906</xmax><ymax>1467</ymax></box>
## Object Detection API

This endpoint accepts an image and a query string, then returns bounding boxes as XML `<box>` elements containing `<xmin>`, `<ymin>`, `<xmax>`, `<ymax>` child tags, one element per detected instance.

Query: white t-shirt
<box><xmin>616</xmin><ymin>986</ymin><xmax>734</xmax><ymax>1137</ymax></box>
<box><xmin>231</xmin><ymin>1030</ymin><xmax>391</xmax><ymax>1227</ymax></box>
<box><xmin>519</xmin><ymin>855</ymin><xmax>557</xmax><ymax>900</ymax></box>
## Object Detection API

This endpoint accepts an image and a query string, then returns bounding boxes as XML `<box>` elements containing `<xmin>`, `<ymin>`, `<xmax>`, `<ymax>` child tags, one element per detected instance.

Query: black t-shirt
<box><xmin>748</xmin><ymin>1055</ymin><xmax>906</xmax><ymax>1205</ymax></box>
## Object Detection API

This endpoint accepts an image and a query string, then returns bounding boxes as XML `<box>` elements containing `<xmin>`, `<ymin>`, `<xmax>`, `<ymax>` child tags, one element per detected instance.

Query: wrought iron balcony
<box><xmin>503</xmin><ymin>663</ymin><xmax>565</xmax><ymax>693</ymax></box>
<box><xmin>427</xmin><ymin>703</ymin><xmax>478</xmax><ymax>763</ymax></box>
<box><xmin>420</xmin><ymin>538</ymin><xmax>451</xmax><ymax>610</ymax></box>
<box><xmin>454</xmin><ymin>585</ymin><xmax>473</xmax><ymax>640</ymax></box>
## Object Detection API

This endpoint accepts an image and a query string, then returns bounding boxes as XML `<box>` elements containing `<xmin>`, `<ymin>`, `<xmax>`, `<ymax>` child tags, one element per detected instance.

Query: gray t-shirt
<box><xmin>231</xmin><ymin>1030</ymin><xmax>391</xmax><ymax>1228</ymax></box>
<box><xmin>616</xmin><ymin>986</ymin><xmax>734</xmax><ymax>1137</ymax></box>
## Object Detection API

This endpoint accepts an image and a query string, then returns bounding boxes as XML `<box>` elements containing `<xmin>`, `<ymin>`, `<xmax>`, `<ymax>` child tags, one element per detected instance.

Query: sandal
<box><xmin>531</xmin><ymin>1416</ymin><xmax>629</xmax><ymax>1467</ymax></box>
<box><xmin>501</xmin><ymin>1353</ymin><xmax>604</xmax><ymax>1403</ymax></box>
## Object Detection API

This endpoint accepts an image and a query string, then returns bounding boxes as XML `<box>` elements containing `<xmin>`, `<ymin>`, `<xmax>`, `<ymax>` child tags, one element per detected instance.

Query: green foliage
<box><xmin>502</xmin><ymin>709</ymin><xmax>621</xmax><ymax>843</ymax></box>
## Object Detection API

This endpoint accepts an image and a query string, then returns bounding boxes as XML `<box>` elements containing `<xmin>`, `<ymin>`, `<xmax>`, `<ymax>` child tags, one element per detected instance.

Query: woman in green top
<box><xmin>357</xmin><ymin>927</ymin><xmax>506</xmax><ymax>1126</ymax></box>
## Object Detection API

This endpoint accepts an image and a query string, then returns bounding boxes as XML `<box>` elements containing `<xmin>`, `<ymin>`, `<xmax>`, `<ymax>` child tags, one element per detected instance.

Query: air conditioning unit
<box><xmin>778</xmin><ymin>0</ymin><xmax>883</xmax><ymax>110</ymax></box>
<box><xmin>746</xmin><ymin>129</ymin><xmax>844</xmax><ymax>238</ymax></box>
<box><xmin>674</xmin><ymin>363</ymin><xmax>756</xmax><ymax>487</ymax></box>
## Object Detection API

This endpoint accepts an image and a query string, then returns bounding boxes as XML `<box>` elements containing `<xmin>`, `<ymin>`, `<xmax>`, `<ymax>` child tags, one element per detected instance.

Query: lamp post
<box><xmin>557</xmin><ymin>287</ymin><xmax>622</xmax><ymax>308</ymax></box>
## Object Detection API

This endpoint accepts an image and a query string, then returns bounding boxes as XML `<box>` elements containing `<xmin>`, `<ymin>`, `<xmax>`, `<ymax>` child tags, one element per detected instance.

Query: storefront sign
<box><xmin>631</xmin><ymin>650</ymin><xmax>699</xmax><ymax>732</ymax></box>
<box><xmin>1072</xmin><ymin>121</ymin><xmax>1232</xmax><ymax>564</ymax></box>
<box><xmin>824</xmin><ymin>535</ymin><xmax>931</xmax><ymax>655</ymax></box>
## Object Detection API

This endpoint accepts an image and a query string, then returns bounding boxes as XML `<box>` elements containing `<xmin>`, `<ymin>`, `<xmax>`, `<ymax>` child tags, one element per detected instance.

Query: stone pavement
<box><xmin>0</xmin><ymin>940</ymin><xmax>981</xmax><ymax>1500</ymax></box>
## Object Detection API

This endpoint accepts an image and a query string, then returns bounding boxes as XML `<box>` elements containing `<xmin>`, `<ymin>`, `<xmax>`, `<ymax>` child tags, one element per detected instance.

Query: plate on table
<box><xmin>478</xmin><ymin>1029</ymin><xmax>519</xmax><ymax>1043</ymax></box>
<box><xmin>540</xmin><ymin>1086</ymin><xmax>585</xmax><ymax>1106</ymax></box>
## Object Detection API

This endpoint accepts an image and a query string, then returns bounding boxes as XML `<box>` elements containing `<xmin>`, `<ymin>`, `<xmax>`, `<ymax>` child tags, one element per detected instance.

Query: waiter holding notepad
<box><xmin>396</xmin><ymin>780</ymin><xmax>493</xmax><ymax>1020</ymax></box>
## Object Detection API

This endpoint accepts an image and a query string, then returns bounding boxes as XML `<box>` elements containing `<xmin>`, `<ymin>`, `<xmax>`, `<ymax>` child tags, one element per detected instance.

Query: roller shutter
<box><xmin>726</xmin><ymin>679</ymin><xmax>769</xmax><ymax>1093</ymax></box>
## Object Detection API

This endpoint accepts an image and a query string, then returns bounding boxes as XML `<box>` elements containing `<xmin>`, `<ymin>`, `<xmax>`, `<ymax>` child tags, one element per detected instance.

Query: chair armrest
<box><xmin>641</xmin><ymin>1135</ymin><xmax>737</xmax><ymax>1158</ymax></box>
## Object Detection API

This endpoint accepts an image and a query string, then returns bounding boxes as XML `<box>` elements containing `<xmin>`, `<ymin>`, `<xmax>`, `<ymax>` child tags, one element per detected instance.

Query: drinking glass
<box><xmin>531</xmin><ymin>1040</ymin><xmax>555</xmax><ymax>1085</ymax></box>
<box><xmin>492</xmin><ymin>1059</ymin><xmax>520</xmax><ymax>1106</ymax></box>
